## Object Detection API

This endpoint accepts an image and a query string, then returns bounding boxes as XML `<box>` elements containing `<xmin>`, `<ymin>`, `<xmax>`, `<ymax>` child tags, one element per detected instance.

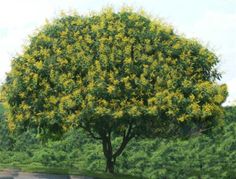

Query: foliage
<box><xmin>1</xmin><ymin>8</ymin><xmax>228</xmax><ymax>172</ymax></box>
<box><xmin>0</xmin><ymin>103</ymin><xmax>4</xmax><ymax>115</ymax></box>
<box><xmin>0</xmin><ymin>103</ymin><xmax>15</xmax><ymax>150</ymax></box>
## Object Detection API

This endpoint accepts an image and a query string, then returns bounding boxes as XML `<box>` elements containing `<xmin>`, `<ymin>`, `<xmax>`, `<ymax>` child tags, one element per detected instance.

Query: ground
<box><xmin>0</xmin><ymin>169</ymin><xmax>94</xmax><ymax>179</ymax></box>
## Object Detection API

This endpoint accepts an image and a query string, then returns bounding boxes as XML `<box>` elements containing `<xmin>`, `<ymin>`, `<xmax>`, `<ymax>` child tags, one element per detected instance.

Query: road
<box><xmin>0</xmin><ymin>169</ymin><xmax>95</xmax><ymax>179</ymax></box>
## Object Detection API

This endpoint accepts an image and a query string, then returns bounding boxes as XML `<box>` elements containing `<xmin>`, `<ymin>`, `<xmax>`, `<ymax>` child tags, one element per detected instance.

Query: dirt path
<box><xmin>0</xmin><ymin>169</ymin><xmax>94</xmax><ymax>179</ymax></box>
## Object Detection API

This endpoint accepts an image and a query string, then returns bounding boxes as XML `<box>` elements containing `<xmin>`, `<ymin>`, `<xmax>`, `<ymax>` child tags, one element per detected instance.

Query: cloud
<box><xmin>225</xmin><ymin>79</ymin><xmax>236</xmax><ymax>105</ymax></box>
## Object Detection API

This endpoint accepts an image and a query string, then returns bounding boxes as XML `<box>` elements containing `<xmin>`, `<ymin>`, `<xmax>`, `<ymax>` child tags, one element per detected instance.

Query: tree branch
<box><xmin>112</xmin><ymin>123</ymin><xmax>134</xmax><ymax>159</ymax></box>
<box><xmin>102</xmin><ymin>137</ymin><xmax>109</xmax><ymax>159</ymax></box>
<box><xmin>188</xmin><ymin>125</ymin><xmax>214</xmax><ymax>137</ymax></box>
<box><xmin>107</xmin><ymin>132</ymin><xmax>113</xmax><ymax>157</ymax></box>
<box><xmin>78</xmin><ymin>123</ymin><xmax>102</xmax><ymax>140</ymax></box>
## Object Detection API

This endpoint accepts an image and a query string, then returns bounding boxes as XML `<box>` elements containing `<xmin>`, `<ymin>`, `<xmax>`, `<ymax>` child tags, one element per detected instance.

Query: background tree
<box><xmin>2</xmin><ymin>8</ymin><xmax>227</xmax><ymax>173</ymax></box>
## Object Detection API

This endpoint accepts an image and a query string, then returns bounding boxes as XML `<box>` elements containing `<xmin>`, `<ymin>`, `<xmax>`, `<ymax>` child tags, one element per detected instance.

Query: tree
<box><xmin>1</xmin><ymin>8</ymin><xmax>228</xmax><ymax>173</ymax></box>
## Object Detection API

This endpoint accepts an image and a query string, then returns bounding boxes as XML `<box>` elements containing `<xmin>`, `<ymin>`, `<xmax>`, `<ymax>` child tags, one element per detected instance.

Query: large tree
<box><xmin>2</xmin><ymin>8</ymin><xmax>227</xmax><ymax>173</ymax></box>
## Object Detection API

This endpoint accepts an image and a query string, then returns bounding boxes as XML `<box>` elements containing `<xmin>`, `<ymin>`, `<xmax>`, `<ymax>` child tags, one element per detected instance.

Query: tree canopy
<box><xmin>2</xmin><ymin>8</ymin><xmax>228</xmax><ymax>173</ymax></box>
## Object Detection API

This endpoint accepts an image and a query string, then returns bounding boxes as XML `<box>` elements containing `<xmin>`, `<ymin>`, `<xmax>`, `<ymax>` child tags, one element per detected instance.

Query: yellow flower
<box><xmin>48</xmin><ymin>111</ymin><xmax>55</xmax><ymax>118</ymax></box>
<box><xmin>177</xmin><ymin>114</ymin><xmax>188</xmax><ymax>122</ymax></box>
<box><xmin>49</xmin><ymin>96</ymin><xmax>57</xmax><ymax>104</ymax></box>
<box><xmin>124</xmin><ymin>58</ymin><xmax>132</xmax><ymax>64</ymax></box>
<box><xmin>21</xmin><ymin>103</ymin><xmax>30</xmax><ymax>110</ymax></box>
<box><xmin>68</xmin><ymin>114</ymin><xmax>76</xmax><ymax>122</ymax></box>
<box><xmin>128</xmin><ymin>106</ymin><xmax>141</xmax><ymax>116</ymax></box>
<box><xmin>148</xmin><ymin>106</ymin><xmax>157</xmax><ymax>114</ymax></box>
<box><xmin>35</xmin><ymin>61</ymin><xmax>43</xmax><ymax>70</ymax></box>
<box><xmin>16</xmin><ymin>114</ymin><xmax>24</xmax><ymax>121</ymax></box>
<box><xmin>107</xmin><ymin>85</ymin><xmax>115</xmax><ymax>94</ymax></box>
<box><xmin>113</xmin><ymin>110</ymin><xmax>123</xmax><ymax>118</ymax></box>
<box><xmin>8</xmin><ymin>119</ymin><xmax>16</xmax><ymax>131</ymax></box>
<box><xmin>19</xmin><ymin>92</ymin><xmax>25</xmax><ymax>98</ymax></box>
<box><xmin>148</xmin><ymin>97</ymin><xmax>156</xmax><ymax>105</ymax></box>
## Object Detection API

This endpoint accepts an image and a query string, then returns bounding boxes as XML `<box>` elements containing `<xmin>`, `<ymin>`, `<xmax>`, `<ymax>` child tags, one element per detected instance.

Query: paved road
<box><xmin>0</xmin><ymin>169</ymin><xmax>94</xmax><ymax>179</ymax></box>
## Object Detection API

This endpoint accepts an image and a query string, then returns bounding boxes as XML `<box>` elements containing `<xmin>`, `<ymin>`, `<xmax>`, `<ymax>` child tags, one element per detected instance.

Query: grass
<box><xmin>0</xmin><ymin>163</ymin><xmax>142</xmax><ymax>179</ymax></box>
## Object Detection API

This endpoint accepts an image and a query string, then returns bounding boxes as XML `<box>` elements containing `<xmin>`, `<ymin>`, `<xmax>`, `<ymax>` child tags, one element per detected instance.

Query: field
<box><xmin>0</xmin><ymin>103</ymin><xmax>235</xmax><ymax>178</ymax></box>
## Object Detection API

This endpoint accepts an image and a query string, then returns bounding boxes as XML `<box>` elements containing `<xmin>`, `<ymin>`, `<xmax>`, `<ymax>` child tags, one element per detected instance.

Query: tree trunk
<box><xmin>102</xmin><ymin>124</ymin><xmax>134</xmax><ymax>173</ymax></box>
<box><xmin>102</xmin><ymin>136</ymin><xmax>115</xmax><ymax>173</ymax></box>
<box><xmin>105</xmin><ymin>156</ymin><xmax>115</xmax><ymax>173</ymax></box>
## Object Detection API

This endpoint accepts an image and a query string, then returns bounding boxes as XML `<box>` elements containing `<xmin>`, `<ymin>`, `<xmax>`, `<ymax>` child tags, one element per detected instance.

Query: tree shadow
<box><xmin>0</xmin><ymin>168</ymin><xmax>20</xmax><ymax>179</ymax></box>
<box><xmin>0</xmin><ymin>169</ymin><xmax>95</xmax><ymax>179</ymax></box>
<box><xmin>32</xmin><ymin>173</ymin><xmax>95</xmax><ymax>179</ymax></box>
<box><xmin>32</xmin><ymin>173</ymin><xmax>71</xmax><ymax>179</ymax></box>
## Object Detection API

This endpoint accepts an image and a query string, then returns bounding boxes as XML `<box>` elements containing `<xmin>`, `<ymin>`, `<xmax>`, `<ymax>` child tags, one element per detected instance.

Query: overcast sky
<box><xmin>0</xmin><ymin>0</ymin><xmax>235</xmax><ymax>105</ymax></box>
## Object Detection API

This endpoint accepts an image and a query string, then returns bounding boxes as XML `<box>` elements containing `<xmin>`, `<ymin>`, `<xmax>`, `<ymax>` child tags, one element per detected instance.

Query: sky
<box><xmin>0</xmin><ymin>0</ymin><xmax>235</xmax><ymax>105</ymax></box>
